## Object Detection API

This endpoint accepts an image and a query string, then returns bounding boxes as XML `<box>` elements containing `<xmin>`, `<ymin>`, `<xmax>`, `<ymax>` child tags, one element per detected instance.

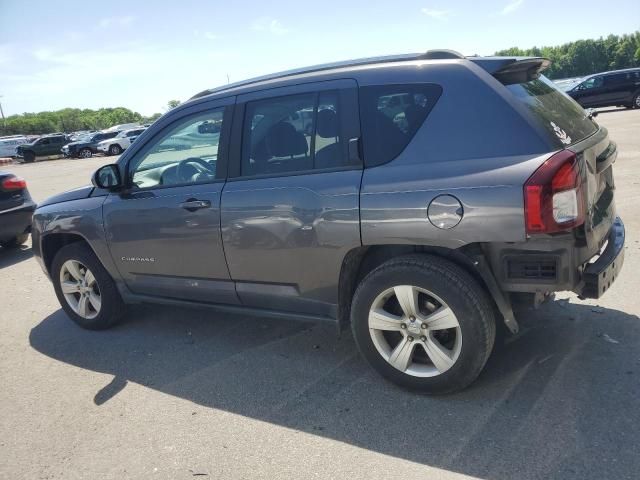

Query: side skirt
<box><xmin>120</xmin><ymin>292</ymin><xmax>339</xmax><ymax>326</ymax></box>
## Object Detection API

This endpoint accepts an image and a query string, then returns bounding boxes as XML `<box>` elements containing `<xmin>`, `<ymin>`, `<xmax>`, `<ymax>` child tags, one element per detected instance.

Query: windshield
<box><xmin>506</xmin><ymin>75</ymin><xmax>598</xmax><ymax>147</ymax></box>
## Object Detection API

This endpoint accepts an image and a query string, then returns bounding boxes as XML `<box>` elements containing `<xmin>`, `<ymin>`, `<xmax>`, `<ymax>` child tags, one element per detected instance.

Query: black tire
<box><xmin>51</xmin><ymin>242</ymin><xmax>125</xmax><ymax>330</ymax></box>
<box><xmin>0</xmin><ymin>233</ymin><xmax>29</xmax><ymax>249</ymax></box>
<box><xmin>23</xmin><ymin>150</ymin><xmax>35</xmax><ymax>163</ymax></box>
<box><xmin>631</xmin><ymin>93</ymin><xmax>640</xmax><ymax>109</ymax></box>
<box><xmin>108</xmin><ymin>144</ymin><xmax>122</xmax><ymax>156</ymax></box>
<box><xmin>79</xmin><ymin>148</ymin><xmax>92</xmax><ymax>158</ymax></box>
<box><xmin>351</xmin><ymin>254</ymin><xmax>496</xmax><ymax>394</ymax></box>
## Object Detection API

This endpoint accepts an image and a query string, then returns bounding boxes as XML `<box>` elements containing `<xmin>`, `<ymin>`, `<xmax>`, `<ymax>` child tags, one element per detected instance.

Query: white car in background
<box><xmin>0</xmin><ymin>136</ymin><xmax>30</xmax><ymax>157</ymax></box>
<box><xmin>96</xmin><ymin>127</ymin><xmax>146</xmax><ymax>156</ymax></box>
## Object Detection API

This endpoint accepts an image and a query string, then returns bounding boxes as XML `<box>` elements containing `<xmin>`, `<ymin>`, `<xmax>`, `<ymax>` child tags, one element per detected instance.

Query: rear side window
<box><xmin>241</xmin><ymin>90</ymin><xmax>350</xmax><ymax>177</ymax></box>
<box><xmin>506</xmin><ymin>76</ymin><xmax>597</xmax><ymax>147</ymax></box>
<box><xmin>359</xmin><ymin>84</ymin><xmax>442</xmax><ymax>167</ymax></box>
<box><xmin>604</xmin><ymin>73</ymin><xmax>628</xmax><ymax>86</ymax></box>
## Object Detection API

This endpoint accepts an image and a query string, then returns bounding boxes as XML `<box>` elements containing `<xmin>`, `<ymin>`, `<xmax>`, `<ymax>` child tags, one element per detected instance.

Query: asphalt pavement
<box><xmin>1</xmin><ymin>109</ymin><xmax>639</xmax><ymax>479</ymax></box>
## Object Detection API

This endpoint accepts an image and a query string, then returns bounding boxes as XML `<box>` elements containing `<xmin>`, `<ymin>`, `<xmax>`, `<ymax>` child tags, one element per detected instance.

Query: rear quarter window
<box><xmin>506</xmin><ymin>76</ymin><xmax>598</xmax><ymax>147</ymax></box>
<box><xmin>359</xmin><ymin>84</ymin><xmax>442</xmax><ymax>167</ymax></box>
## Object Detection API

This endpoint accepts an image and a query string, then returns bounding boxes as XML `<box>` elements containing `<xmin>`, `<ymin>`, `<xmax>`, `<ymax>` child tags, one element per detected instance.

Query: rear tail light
<box><xmin>1</xmin><ymin>176</ymin><xmax>27</xmax><ymax>191</ymax></box>
<box><xmin>524</xmin><ymin>149</ymin><xmax>585</xmax><ymax>234</ymax></box>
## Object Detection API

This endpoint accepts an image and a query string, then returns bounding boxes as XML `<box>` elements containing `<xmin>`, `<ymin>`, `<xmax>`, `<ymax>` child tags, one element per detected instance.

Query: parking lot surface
<box><xmin>1</xmin><ymin>110</ymin><xmax>640</xmax><ymax>480</ymax></box>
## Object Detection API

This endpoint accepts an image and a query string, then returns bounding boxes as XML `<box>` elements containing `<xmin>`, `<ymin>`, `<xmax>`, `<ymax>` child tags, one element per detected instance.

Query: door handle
<box><xmin>180</xmin><ymin>199</ymin><xmax>211</xmax><ymax>211</ymax></box>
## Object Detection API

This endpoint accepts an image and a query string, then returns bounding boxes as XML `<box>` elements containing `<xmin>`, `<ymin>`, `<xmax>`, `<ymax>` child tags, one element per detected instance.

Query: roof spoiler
<box><xmin>470</xmin><ymin>57</ymin><xmax>551</xmax><ymax>85</ymax></box>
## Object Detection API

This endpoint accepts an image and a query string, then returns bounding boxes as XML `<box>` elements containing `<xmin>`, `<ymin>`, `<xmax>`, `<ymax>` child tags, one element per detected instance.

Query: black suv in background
<box><xmin>62</xmin><ymin>131</ymin><xmax>119</xmax><ymax>158</ymax></box>
<box><xmin>16</xmin><ymin>134</ymin><xmax>69</xmax><ymax>163</ymax></box>
<box><xmin>565</xmin><ymin>68</ymin><xmax>640</xmax><ymax>109</ymax></box>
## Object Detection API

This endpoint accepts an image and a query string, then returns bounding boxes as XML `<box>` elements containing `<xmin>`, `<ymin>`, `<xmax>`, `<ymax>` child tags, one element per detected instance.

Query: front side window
<box><xmin>241</xmin><ymin>90</ymin><xmax>347</xmax><ymax>176</ymax></box>
<box><xmin>129</xmin><ymin>109</ymin><xmax>224</xmax><ymax>189</ymax></box>
<box><xmin>359</xmin><ymin>84</ymin><xmax>442</xmax><ymax>167</ymax></box>
<box><xmin>579</xmin><ymin>76</ymin><xmax>603</xmax><ymax>90</ymax></box>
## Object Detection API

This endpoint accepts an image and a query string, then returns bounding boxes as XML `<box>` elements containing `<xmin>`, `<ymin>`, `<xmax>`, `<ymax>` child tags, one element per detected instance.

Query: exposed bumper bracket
<box><xmin>579</xmin><ymin>216</ymin><xmax>625</xmax><ymax>299</ymax></box>
<box><xmin>473</xmin><ymin>255</ymin><xmax>519</xmax><ymax>334</ymax></box>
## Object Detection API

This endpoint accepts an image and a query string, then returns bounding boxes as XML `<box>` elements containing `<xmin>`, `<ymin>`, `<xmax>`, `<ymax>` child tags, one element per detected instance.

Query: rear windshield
<box><xmin>506</xmin><ymin>76</ymin><xmax>598</xmax><ymax>147</ymax></box>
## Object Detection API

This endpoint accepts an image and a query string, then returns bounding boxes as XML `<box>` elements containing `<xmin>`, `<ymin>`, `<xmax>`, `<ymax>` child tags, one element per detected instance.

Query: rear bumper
<box><xmin>0</xmin><ymin>201</ymin><xmax>36</xmax><ymax>241</ymax></box>
<box><xmin>579</xmin><ymin>216</ymin><xmax>625</xmax><ymax>298</ymax></box>
<box><xmin>486</xmin><ymin>216</ymin><xmax>625</xmax><ymax>298</ymax></box>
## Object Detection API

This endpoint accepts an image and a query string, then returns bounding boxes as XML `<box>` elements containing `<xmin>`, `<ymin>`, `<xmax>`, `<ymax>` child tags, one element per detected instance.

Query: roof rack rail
<box><xmin>191</xmin><ymin>49</ymin><xmax>466</xmax><ymax>99</ymax></box>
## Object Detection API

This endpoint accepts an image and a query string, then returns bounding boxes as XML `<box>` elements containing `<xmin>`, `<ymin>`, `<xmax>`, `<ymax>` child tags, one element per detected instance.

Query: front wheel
<box><xmin>79</xmin><ymin>148</ymin><xmax>92</xmax><ymax>158</ymax></box>
<box><xmin>351</xmin><ymin>255</ymin><xmax>496</xmax><ymax>394</ymax></box>
<box><xmin>23</xmin><ymin>150</ymin><xmax>35</xmax><ymax>163</ymax></box>
<box><xmin>52</xmin><ymin>243</ymin><xmax>125</xmax><ymax>330</ymax></box>
<box><xmin>631</xmin><ymin>93</ymin><xmax>640</xmax><ymax>109</ymax></box>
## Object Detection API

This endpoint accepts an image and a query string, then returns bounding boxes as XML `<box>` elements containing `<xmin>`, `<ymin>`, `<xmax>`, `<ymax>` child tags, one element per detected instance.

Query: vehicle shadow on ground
<box><xmin>595</xmin><ymin>107</ymin><xmax>629</xmax><ymax>114</ymax></box>
<box><xmin>30</xmin><ymin>299</ymin><xmax>640</xmax><ymax>480</ymax></box>
<box><xmin>0</xmin><ymin>245</ymin><xmax>33</xmax><ymax>269</ymax></box>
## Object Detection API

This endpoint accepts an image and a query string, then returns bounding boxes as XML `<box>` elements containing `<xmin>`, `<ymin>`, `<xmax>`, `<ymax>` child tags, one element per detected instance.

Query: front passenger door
<box><xmin>103</xmin><ymin>98</ymin><xmax>238</xmax><ymax>304</ymax></box>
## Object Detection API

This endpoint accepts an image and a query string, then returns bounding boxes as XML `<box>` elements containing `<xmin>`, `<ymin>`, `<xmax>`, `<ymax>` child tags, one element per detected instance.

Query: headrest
<box><xmin>316</xmin><ymin>109</ymin><xmax>338</xmax><ymax>138</ymax></box>
<box><xmin>266</xmin><ymin>121</ymin><xmax>308</xmax><ymax>157</ymax></box>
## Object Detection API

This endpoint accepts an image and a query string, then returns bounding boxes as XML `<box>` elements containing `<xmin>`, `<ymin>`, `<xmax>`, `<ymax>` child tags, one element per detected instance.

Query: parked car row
<box><xmin>8</xmin><ymin>124</ymin><xmax>147</xmax><ymax>162</ymax></box>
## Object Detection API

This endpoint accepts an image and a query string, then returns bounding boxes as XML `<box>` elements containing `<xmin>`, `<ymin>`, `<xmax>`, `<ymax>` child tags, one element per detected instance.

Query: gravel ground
<box><xmin>1</xmin><ymin>109</ymin><xmax>639</xmax><ymax>480</ymax></box>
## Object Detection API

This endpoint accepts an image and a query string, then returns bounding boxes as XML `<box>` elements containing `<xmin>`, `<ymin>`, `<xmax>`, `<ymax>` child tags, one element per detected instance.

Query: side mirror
<box><xmin>92</xmin><ymin>164</ymin><xmax>123</xmax><ymax>190</ymax></box>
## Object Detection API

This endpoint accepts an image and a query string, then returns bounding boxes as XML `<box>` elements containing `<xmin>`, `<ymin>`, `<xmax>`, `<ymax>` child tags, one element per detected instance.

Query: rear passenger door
<box><xmin>221</xmin><ymin>79</ymin><xmax>362</xmax><ymax>317</ymax></box>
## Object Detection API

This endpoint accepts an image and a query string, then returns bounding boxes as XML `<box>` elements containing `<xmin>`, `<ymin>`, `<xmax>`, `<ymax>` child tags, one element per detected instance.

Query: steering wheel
<box><xmin>176</xmin><ymin>157</ymin><xmax>214</xmax><ymax>183</ymax></box>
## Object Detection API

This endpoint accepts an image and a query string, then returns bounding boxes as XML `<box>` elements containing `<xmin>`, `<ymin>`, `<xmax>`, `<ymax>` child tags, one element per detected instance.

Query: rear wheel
<box><xmin>0</xmin><ymin>233</ymin><xmax>29</xmax><ymax>249</ymax></box>
<box><xmin>52</xmin><ymin>243</ymin><xmax>125</xmax><ymax>330</ymax></box>
<box><xmin>108</xmin><ymin>144</ymin><xmax>122</xmax><ymax>156</ymax></box>
<box><xmin>79</xmin><ymin>148</ymin><xmax>92</xmax><ymax>158</ymax></box>
<box><xmin>351</xmin><ymin>255</ymin><xmax>496</xmax><ymax>394</ymax></box>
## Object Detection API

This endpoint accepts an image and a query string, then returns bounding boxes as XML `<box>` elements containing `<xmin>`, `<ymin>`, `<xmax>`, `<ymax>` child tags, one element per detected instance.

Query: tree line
<box><xmin>0</xmin><ymin>107</ymin><xmax>163</xmax><ymax>136</ymax></box>
<box><xmin>495</xmin><ymin>31</ymin><xmax>640</xmax><ymax>79</ymax></box>
<box><xmin>0</xmin><ymin>99</ymin><xmax>181</xmax><ymax>136</ymax></box>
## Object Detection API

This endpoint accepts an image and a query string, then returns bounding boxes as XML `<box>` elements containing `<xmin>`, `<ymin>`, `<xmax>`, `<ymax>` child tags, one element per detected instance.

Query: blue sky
<box><xmin>0</xmin><ymin>0</ymin><xmax>638</xmax><ymax>116</ymax></box>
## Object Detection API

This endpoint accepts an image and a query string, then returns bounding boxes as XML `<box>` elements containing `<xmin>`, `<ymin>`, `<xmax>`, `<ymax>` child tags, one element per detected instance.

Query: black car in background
<box><xmin>0</xmin><ymin>172</ymin><xmax>36</xmax><ymax>248</ymax></box>
<box><xmin>62</xmin><ymin>131</ymin><xmax>119</xmax><ymax>158</ymax></box>
<box><xmin>565</xmin><ymin>68</ymin><xmax>640</xmax><ymax>109</ymax></box>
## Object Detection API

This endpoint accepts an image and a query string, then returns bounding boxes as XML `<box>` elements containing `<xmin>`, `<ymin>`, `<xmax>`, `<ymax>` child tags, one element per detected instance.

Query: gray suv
<box><xmin>32</xmin><ymin>51</ymin><xmax>624</xmax><ymax>393</ymax></box>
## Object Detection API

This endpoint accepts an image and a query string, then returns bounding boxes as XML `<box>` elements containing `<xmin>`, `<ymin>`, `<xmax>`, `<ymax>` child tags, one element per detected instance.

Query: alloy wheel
<box><xmin>59</xmin><ymin>260</ymin><xmax>101</xmax><ymax>319</ymax></box>
<box><xmin>368</xmin><ymin>285</ymin><xmax>462</xmax><ymax>377</ymax></box>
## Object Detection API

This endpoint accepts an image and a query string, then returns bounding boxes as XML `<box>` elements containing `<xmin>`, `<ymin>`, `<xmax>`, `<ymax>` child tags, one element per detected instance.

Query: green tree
<box><xmin>0</xmin><ymin>107</ymin><xmax>144</xmax><ymax>136</ymax></box>
<box><xmin>167</xmin><ymin>99</ymin><xmax>180</xmax><ymax>110</ymax></box>
<box><xmin>496</xmin><ymin>31</ymin><xmax>640</xmax><ymax>79</ymax></box>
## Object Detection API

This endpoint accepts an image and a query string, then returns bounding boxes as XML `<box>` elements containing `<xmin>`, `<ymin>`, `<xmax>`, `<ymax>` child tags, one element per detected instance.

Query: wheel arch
<box><xmin>41</xmin><ymin>232</ymin><xmax>93</xmax><ymax>276</ymax></box>
<box><xmin>337</xmin><ymin>244</ymin><xmax>516</xmax><ymax>333</ymax></box>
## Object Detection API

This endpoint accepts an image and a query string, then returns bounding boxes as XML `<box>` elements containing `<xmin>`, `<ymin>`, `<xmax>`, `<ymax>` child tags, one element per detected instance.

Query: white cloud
<box><xmin>3</xmin><ymin>42</ymin><xmax>238</xmax><ymax>116</ymax></box>
<box><xmin>500</xmin><ymin>0</ymin><xmax>524</xmax><ymax>15</ymax></box>
<box><xmin>251</xmin><ymin>16</ymin><xmax>289</xmax><ymax>35</ymax></box>
<box><xmin>421</xmin><ymin>8</ymin><xmax>451</xmax><ymax>20</ymax></box>
<box><xmin>99</xmin><ymin>15</ymin><xmax>135</xmax><ymax>28</ymax></box>
<box><xmin>194</xmin><ymin>30</ymin><xmax>219</xmax><ymax>41</ymax></box>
